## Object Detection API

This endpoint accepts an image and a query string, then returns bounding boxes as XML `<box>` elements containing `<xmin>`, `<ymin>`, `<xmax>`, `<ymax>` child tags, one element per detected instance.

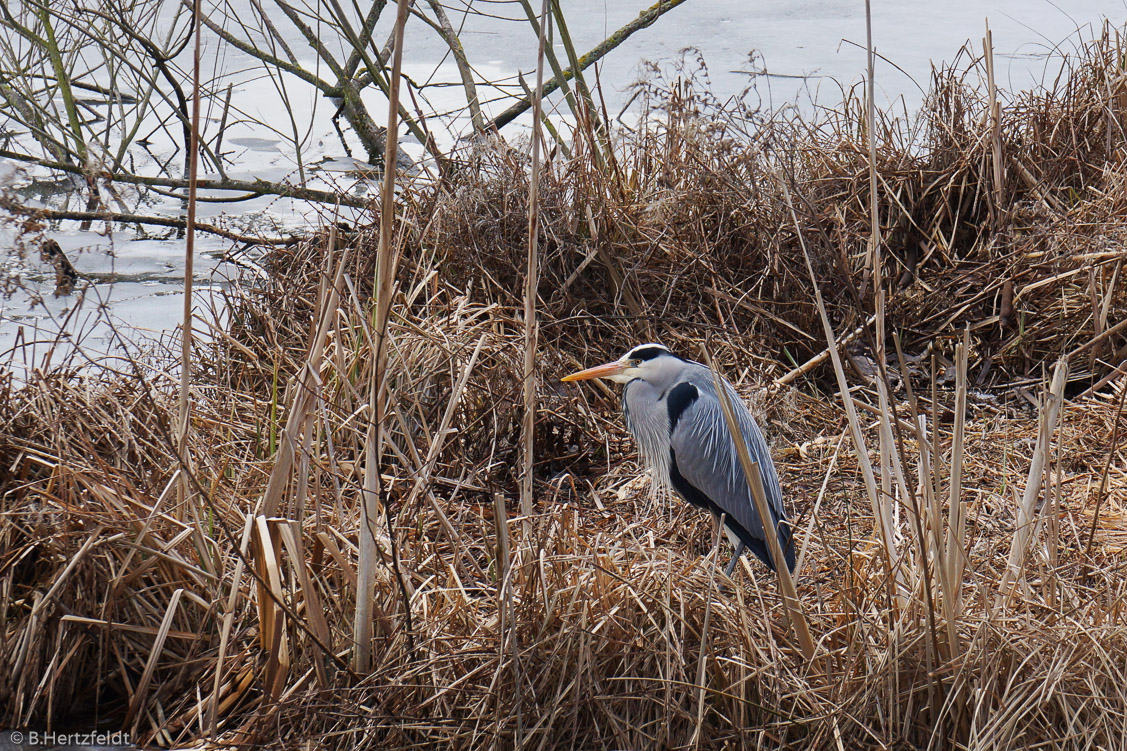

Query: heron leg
<box><xmin>723</xmin><ymin>541</ymin><xmax>746</xmax><ymax>577</ymax></box>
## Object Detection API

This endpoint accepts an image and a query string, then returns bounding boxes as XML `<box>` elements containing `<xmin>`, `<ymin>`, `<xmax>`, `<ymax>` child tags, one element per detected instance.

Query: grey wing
<box><xmin>668</xmin><ymin>381</ymin><xmax>793</xmax><ymax>571</ymax></box>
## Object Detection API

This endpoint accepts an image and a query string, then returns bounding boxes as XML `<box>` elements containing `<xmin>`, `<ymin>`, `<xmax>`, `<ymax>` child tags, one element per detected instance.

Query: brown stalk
<box><xmin>278</xmin><ymin>522</ymin><xmax>330</xmax><ymax>688</ymax></box>
<box><xmin>701</xmin><ymin>348</ymin><xmax>815</xmax><ymax>663</ymax></box>
<box><xmin>124</xmin><ymin>587</ymin><xmax>183</xmax><ymax>730</ymax></box>
<box><xmin>864</xmin><ymin>0</ymin><xmax>893</xmax><ymax>546</ymax></box>
<box><xmin>261</xmin><ymin>228</ymin><xmax>349</xmax><ymax>518</ymax></box>
<box><xmin>253</xmin><ymin>516</ymin><xmax>291</xmax><ymax>701</ymax></box>
<box><xmin>984</xmin><ymin>22</ymin><xmax>1005</xmax><ymax>224</ymax></box>
<box><xmin>996</xmin><ymin>358</ymin><xmax>1069</xmax><ymax>608</ymax></box>
<box><xmin>1083</xmin><ymin>377</ymin><xmax>1127</xmax><ymax>556</ymax></box>
<box><xmin>521</xmin><ymin>0</ymin><xmax>549</xmax><ymax>526</ymax></box>
<box><xmin>781</xmin><ymin>176</ymin><xmax>898</xmax><ymax>579</ymax></box>
<box><xmin>943</xmin><ymin>328</ymin><xmax>970</xmax><ymax>618</ymax></box>
<box><xmin>689</xmin><ymin>519</ymin><xmax>723</xmax><ymax>749</ymax></box>
<box><xmin>354</xmin><ymin>0</ymin><xmax>411</xmax><ymax>673</ymax></box>
<box><xmin>891</xmin><ymin>333</ymin><xmax>949</xmax><ymax>692</ymax></box>
<box><xmin>176</xmin><ymin>0</ymin><xmax>203</xmax><ymax>519</ymax></box>
<box><xmin>208</xmin><ymin>513</ymin><xmax>254</xmax><ymax>736</ymax></box>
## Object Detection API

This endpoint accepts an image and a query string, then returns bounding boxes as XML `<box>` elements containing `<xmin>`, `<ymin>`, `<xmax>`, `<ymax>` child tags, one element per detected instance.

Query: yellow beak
<box><xmin>561</xmin><ymin>360</ymin><xmax>627</xmax><ymax>382</ymax></box>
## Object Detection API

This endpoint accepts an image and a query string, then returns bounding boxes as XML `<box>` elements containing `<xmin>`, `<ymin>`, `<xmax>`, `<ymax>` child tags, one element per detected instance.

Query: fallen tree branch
<box><xmin>485</xmin><ymin>0</ymin><xmax>689</xmax><ymax>132</ymax></box>
<box><xmin>0</xmin><ymin>147</ymin><xmax>369</xmax><ymax>208</ymax></box>
<box><xmin>0</xmin><ymin>198</ymin><xmax>297</xmax><ymax>245</ymax></box>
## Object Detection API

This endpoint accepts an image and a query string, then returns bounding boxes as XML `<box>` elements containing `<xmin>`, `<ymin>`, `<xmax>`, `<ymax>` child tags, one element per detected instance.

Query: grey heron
<box><xmin>563</xmin><ymin>343</ymin><xmax>795</xmax><ymax>575</ymax></box>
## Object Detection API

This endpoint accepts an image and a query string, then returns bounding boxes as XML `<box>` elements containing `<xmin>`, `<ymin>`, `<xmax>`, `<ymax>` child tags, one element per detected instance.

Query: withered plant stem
<box><xmin>1084</xmin><ymin>376</ymin><xmax>1127</xmax><ymax>555</ymax></box>
<box><xmin>781</xmin><ymin>176</ymin><xmax>898</xmax><ymax>582</ymax></box>
<box><xmin>944</xmin><ymin>327</ymin><xmax>970</xmax><ymax>619</ymax></box>
<box><xmin>984</xmin><ymin>22</ymin><xmax>1005</xmax><ymax>225</ymax></box>
<box><xmin>521</xmin><ymin>0</ymin><xmax>549</xmax><ymax>526</ymax></box>
<box><xmin>260</xmin><ymin>229</ymin><xmax>350</xmax><ymax>518</ymax></box>
<box><xmin>354</xmin><ymin>0</ymin><xmax>410</xmax><ymax>674</ymax></box>
<box><xmin>702</xmin><ymin>346</ymin><xmax>815</xmax><ymax>662</ymax></box>
<box><xmin>864</xmin><ymin>0</ymin><xmax>896</xmax><ymax>588</ymax></box>
<box><xmin>177</xmin><ymin>0</ymin><xmax>203</xmax><ymax>519</ymax></box>
<box><xmin>996</xmin><ymin>358</ymin><xmax>1070</xmax><ymax>608</ymax></box>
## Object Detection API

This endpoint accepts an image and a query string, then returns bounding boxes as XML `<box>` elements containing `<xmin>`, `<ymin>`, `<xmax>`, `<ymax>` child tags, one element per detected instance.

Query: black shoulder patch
<box><xmin>630</xmin><ymin>346</ymin><xmax>670</xmax><ymax>361</ymax></box>
<box><xmin>666</xmin><ymin>381</ymin><xmax>699</xmax><ymax>432</ymax></box>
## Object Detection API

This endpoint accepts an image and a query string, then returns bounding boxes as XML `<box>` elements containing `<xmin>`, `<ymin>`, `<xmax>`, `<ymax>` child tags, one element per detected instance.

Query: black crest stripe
<box><xmin>629</xmin><ymin>346</ymin><xmax>669</xmax><ymax>361</ymax></box>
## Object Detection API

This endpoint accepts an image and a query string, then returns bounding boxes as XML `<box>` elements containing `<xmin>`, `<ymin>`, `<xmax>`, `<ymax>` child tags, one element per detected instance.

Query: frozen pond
<box><xmin>1</xmin><ymin>0</ymin><xmax>1123</xmax><ymax>375</ymax></box>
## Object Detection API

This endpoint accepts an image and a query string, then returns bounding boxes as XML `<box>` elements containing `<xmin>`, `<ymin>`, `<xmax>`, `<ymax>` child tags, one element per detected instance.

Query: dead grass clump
<box><xmin>391</xmin><ymin>29</ymin><xmax>1127</xmax><ymax>393</ymax></box>
<box><xmin>0</xmin><ymin>377</ymin><xmax>210</xmax><ymax>733</ymax></box>
<box><xmin>266</xmin><ymin>516</ymin><xmax>819</xmax><ymax>749</ymax></box>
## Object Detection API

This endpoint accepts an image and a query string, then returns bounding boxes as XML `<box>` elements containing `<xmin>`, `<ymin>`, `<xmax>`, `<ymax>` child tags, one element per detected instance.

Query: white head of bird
<box><xmin>562</xmin><ymin>342</ymin><xmax>797</xmax><ymax>575</ymax></box>
<box><xmin>560</xmin><ymin>343</ymin><xmax>680</xmax><ymax>385</ymax></box>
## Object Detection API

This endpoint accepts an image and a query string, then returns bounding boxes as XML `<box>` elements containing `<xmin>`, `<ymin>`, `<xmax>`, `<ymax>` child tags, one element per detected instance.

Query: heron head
<box><xmin>561</xmin><ymin>343</ymin><xmax>677</xmax><ymax>385</ymax></box>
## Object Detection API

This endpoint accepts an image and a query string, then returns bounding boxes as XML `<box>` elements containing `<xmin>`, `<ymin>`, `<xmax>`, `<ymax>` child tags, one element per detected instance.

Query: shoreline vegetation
<box><xmin>4</xmin><ymin>19</ymin><xmax>1127</xmax><ymax>750</ymax></box>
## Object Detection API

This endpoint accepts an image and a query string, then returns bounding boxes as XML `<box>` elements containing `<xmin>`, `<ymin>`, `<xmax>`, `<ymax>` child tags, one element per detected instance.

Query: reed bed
<box><xmin>4</xmin><ymin>25</ymin><xmax>1127</xmax><ymax>750</ymax></box>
